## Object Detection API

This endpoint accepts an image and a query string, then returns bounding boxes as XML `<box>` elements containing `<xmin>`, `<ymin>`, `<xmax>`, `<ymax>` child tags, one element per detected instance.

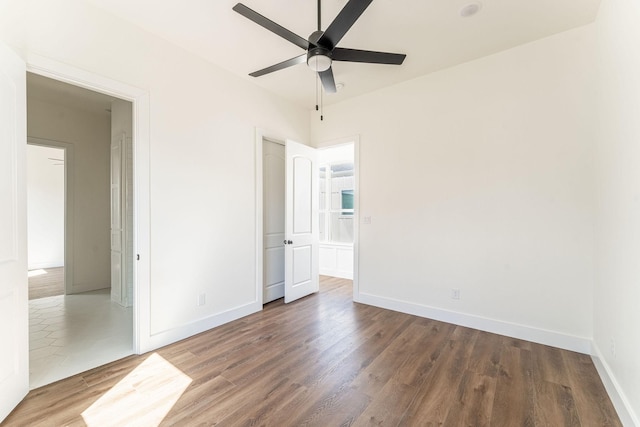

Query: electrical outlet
<box><xmin>362</xmin><ymin>216</ymin><xmax>371</xmax><ymax>225</ymax></box>
<box><xmin>451</xmin><ymin>289</ymin><xmax>460</xmax><ymax>300</ymax></box>
<box><xmin>197</xmin><ymin>294</ymin><xmax>206</xmax><ymax>306</ymax></box>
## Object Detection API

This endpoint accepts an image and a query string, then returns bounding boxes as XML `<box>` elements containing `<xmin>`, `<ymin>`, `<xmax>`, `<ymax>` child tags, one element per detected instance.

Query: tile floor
<box><xmin>29</xmin><ymin>288</ymin><xmax>133</xmax><ymax>389</ymax></box>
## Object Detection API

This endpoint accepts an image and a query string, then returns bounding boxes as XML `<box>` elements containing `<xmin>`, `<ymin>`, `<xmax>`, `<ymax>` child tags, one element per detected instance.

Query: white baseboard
<box><xmin>28</xmin><ymin>262</ymin><xmax>63</xmax><ymax>270</ymax></box>
<box><xmin>319</xmin><ymin>269</ymin><xmax>353</xmax><ymax>280</ymax></box>
<box><xmin>355</xmin><ymin>292</ymin><xmax>591</xmax><ymax>354</ymax></box>
<box><xmin>591</xmin><ymin>343</ymin><xmax>639</xmax><ymax>427</ymax></box>
<box><xmin>70</xmin><ymin>283</ymin><xmax>109</xmax><ymax>294</ymax></box>
<box><xmin>142</xmin><ymin>301</ymin><xmax>262</xmax><ymax>353</ymax></box>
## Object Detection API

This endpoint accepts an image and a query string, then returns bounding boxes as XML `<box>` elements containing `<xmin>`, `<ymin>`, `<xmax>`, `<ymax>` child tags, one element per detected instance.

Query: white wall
<box><xmin>27</xmin><ymin>96</ymin><xmax>111</xmax><ymax>293</ymax></box>
<box><xmin>593</xmin><ymin>0</ymin><xmax>640</xmax><ymax>423</ymax></box>
<box><xmin>5</xmin><ymin>0</ymin><xmax>309</xmax><ymax>347</ymax></box>
<box><xmin>312</xmin><ymin>25</ymin><xmax>598</xmax><ymax>352</ymax></box>
<box><xmin>26</xmin><ymin>145</ymin><xmax>64</xmax><ymax>270</ymax></box>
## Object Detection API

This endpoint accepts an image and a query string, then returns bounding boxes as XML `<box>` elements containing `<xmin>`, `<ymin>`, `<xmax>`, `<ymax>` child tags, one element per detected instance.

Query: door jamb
<box><xmin>26</xmin><ymin>137</ymin><xmax>74</xmax><ymax>295</ymax></box>
<box><xmin>26</xmin><ymin>54</ymin><xmax>150</xmax><ymax>354</ymax></box>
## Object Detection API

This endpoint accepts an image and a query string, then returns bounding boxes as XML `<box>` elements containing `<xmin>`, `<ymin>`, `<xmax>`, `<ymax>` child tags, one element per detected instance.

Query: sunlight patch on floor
<box><xmin>28</xmin><ymin>269</ymin><xmax>47</xmax><ymax>277</ymax></box>
<box><xmin>81</xmin><ymin>353</ymin><xmax>192</xmax><ymax>426</ymax></box>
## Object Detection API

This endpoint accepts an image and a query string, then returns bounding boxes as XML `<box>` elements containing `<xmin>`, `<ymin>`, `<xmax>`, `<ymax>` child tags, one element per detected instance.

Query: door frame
<box><xmin>26</xmin><ymin>54</ymin><xmax>150</xmax><ymax>354</ymax></box>
<box><xmin>255</xmin><ymin>129</ymin><xmax>361</xmax><ymax>302</ymax></box>
<box><xmin>315</xmin><ymin>136</ymin><xmax>360</xmax><ymax>300</ymax></box>
<box><xmin>26</xmin><ymin>137</ymin><xmax>74</xmax><ymax>295</ymax></box>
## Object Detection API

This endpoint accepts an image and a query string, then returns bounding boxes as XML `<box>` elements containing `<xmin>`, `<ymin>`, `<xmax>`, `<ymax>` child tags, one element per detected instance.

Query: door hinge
<box><xmin>136</xmin><ymin>254</ymin><xmax>140</xmax><ymax>261</ymax></box>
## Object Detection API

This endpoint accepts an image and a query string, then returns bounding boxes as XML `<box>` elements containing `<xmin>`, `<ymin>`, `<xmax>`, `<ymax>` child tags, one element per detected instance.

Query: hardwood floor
<box><xmin>3</xmin><ymin>277</ymin><xmax>621</xmax><ymax>426</ymax></box>
<box><xmin>28</xmin><ymin>267</ymin><xmax>64</xmax><ymax>300</ymax></box>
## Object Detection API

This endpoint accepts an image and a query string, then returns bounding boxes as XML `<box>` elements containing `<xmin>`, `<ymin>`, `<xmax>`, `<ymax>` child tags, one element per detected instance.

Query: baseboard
<box><xmin>143</xmin><ymin>301</ymin><xmax>262</xmax><ymax>353</ymax></box>
<box><xmin>591</xmin><ymin>343</ymin><xmax>639</xmax><ymax>427</ymax></box>
<box><xmin>319</xmin><ymin>269</ymin><xmax>353</xmax><ymax>280</ymax></box>
<box><xmin>70</xmin><ymin>284</ymin><xmax>109</xmax><ymax>294</ymax></box>
<box><xmin>28</xmin><ymin>262</ymin><xmax>63</xmax><ymax>270</ymax></box>
<box><xmin>355</xmin><ymin>292</ymin><xmax>591</xmax><ymax>354</ymax></box>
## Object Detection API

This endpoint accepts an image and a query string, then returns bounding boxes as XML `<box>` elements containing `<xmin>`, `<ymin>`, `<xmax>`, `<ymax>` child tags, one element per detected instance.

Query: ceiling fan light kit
<box><xmin>307</xmin><ymin>47</ymin><xmax>332</xmax><ymax>72</ymax></box>
<box><xmin>232</xmin><ymin>0</ymin><xmax>406</xmax><ymax>117</ymax></box>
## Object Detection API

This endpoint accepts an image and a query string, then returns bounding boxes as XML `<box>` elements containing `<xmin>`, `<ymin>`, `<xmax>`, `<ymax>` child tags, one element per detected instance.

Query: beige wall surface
<box><xmin>28</xmin><ymin>96</ymin><xmax>111</xmax><ymax>293</ymax></box>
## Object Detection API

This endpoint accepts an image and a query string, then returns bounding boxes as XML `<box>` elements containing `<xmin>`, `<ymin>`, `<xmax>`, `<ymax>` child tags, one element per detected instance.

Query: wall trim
<box><xmin>356</xmin><ymin>291</ymin><xmax>592</xmax><ymax>354</ymax></box>
<box><xmin>146</xmin><ymin>302</ymin><xmax>262</xmax><ymax>351</ymax></box>
<box><xmin>591</xmin><ymin>343</ymin><xmax>639</xmax><ymax>427</ymax></box>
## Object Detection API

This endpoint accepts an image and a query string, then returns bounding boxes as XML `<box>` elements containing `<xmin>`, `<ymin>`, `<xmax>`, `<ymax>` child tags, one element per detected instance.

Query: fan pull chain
<box><xmin>316</xmin><ymin>73</ymin><xmax>319</xmax><ymax>111</ymax></box>
<box><xmin>321</xmin><ymin>87</ymin><xmax>324</xmax><ymax>121</ymax></box>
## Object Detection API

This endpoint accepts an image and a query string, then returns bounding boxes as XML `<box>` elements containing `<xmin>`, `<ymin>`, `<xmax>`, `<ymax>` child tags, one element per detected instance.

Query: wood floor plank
<box><xmin>398</xmin><ymin>328</ymin><xmax>479</xmax><ymax>426</ymax></box>
<box><xmin>532</xmin><ymin>342</ymin><xmax>572</xmax><ymax>387</ymax></box>
<box><xmin>491</xmin><ymin>346</ymin><xmax>536</xmax><ymax>427</ymax></box>
<box><xmin>443</xmin><ymin>371</ymin><xmax>497</xmax><ymax>427</ymax></box>
<box><xmin>563</xmin><ymin>350</ymin><xmax>623</xmax><ymax>427</ymax></box>
<box><xmin>393</xmin><ymin>320</ymin><xmax>457</xmax><ymax>388</ymax></box>
<box><xmin>467</xmin><ymin>330</ymin><xmax>504</xmax><ymax>378</ymax></box>
<box><xmin>532</xmin><ymin>380</ymin><xmax>581</xmax><ymax>426</ymax></box>
<box><xmin>353</xmin><ymin>379</ymin><xmax>417</xmax><ymax>427</ymax></box>
<box><xmin>28</xmin><ymin>267</ymin><xmax>64</xmax><ymax>300</ymax></box>
<box><xmin>3</xmin><ymin>277</ymin><xmax>623</xmax><ymax>427</ymax></box>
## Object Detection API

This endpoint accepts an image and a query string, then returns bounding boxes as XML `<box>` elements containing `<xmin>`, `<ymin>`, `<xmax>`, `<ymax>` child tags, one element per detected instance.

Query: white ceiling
<box><xmin>83</xmin><ymin>0</ymin><xmax>600</xmax><ymax>109</ymax></box>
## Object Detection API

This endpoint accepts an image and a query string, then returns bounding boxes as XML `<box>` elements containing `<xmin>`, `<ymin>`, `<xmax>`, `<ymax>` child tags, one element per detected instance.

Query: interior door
<box><xmin>110</xmin><ymin>133</ymin><xmax>126</xmax><ymax>306</ymax></box>
<box><xmin>0</xmin><ymin>43</ymin><xmax>28</xmax><ymax>422</ymax></box>
<box><xmin>284</xmin><ymin>140</ymin><xmax>319</xmax><ymax>303</ymax></box>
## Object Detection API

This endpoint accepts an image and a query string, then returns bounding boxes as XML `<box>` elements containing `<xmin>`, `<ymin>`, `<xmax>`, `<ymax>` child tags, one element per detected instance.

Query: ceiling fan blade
<box><xmin>318</xmin><ymin>67</ymin><xmax>337</xmax><ymax>93</ymax></box>
<box><xmin>233</xmin><ymin>3</ymin><xmax>310</xmax><ymax>51</ymax></box>
<box><xmin>332</xmin><ymin>47</ymin><xmax>406</xmax><ymax>65</ymax></box>
<box><xmin>249</xmin><ymin>54</ymin><xmax>307</xmax><ymax>77</ymax></box>
<box><xmin>317</xmin><ymin>0</ymin><xmax>373</xmax><ymax>49</ymax></box>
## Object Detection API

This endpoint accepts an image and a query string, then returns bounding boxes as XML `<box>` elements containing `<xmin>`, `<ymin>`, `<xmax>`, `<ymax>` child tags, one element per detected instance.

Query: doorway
<box><xmin>26</xmin><ymin>144</ymin><xmax>65</xmax><ymax>299</ymax></box>
<box><xmin>318</xmin><ymin>143</ymin><xmax>355</xmax><ymax>280</ymax></box>
<box><xmin>257</xmin><ymin>134</ymin><xmax>321</xmax><ymax>305</ymax></box>
<box><xmin>26</xmin><ymin>73</ymin><xmax>134</xmax><ymax>389</ymax></box>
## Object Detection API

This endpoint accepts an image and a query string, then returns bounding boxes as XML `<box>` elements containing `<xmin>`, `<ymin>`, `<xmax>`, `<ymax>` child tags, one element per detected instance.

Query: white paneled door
<box><xmin>0</xmin><ymin>43</ymin><xmax>28</xmax><ymax>422</ymax></box>
<box><xmin>284</xmin><ymin>140</ymin><xmax>319</xmax><ymax>303</ymax></box>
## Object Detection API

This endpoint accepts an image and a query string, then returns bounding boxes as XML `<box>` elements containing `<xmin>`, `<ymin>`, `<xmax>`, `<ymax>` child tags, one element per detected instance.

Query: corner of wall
<box><xmin>591</xmin><ymin>342</ymin><xmax>640</xmax><ymax>427</ymax></box>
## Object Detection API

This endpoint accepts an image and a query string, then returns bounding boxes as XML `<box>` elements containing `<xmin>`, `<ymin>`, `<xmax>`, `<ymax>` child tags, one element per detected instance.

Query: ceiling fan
<box><xmin>232</xmin><ymin>0</ymin><xmax>406</xmax><ymax>94</ymax></box>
